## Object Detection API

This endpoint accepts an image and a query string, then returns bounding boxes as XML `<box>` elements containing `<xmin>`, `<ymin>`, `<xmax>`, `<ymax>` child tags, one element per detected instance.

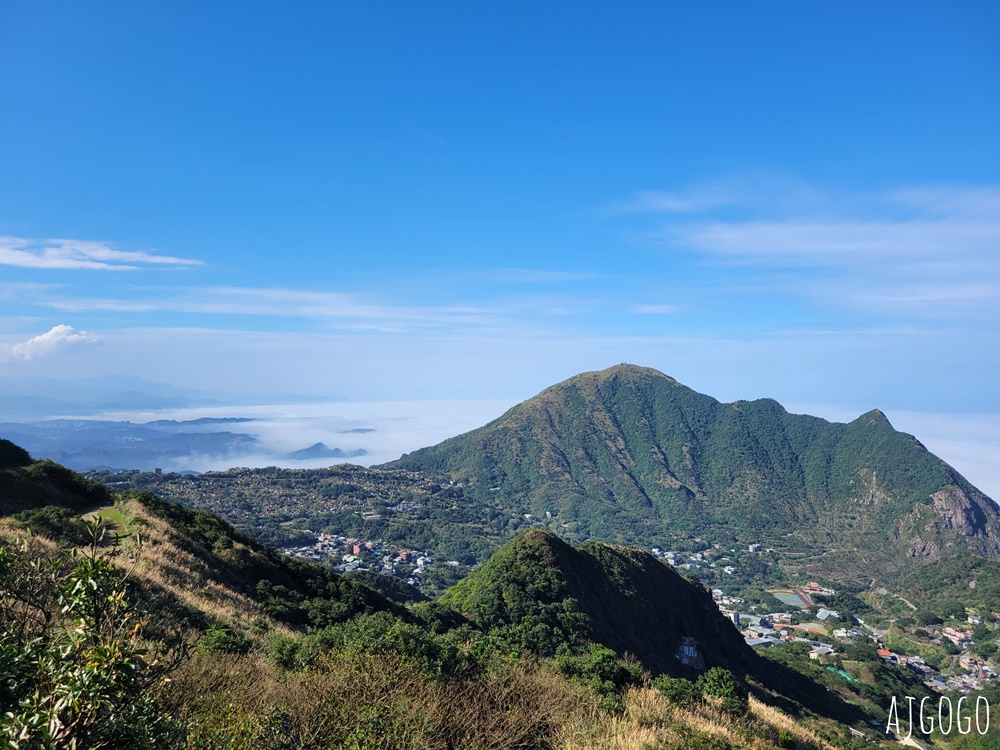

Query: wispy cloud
<box><xmin>672</xmin><ymin>217</ymin><xmax>999</xmax><ymax>266</ymax></box>
<box><xmin>620</xmin><ymin>181</ymin><xmax>1000</xmax><ymax>317</ymax></box>
<box><xmin>43</xmin><ymin>285</ymin><xmax>506</xmax><ymax>332</ymax></box>
<box><xmin>608</xmin><ymin>183</ymin><xmax>742</xmax><ymax>214</ymax></box>
<box><xmin>607</xmin><ymin>175</ymin><xmax>827</xmax><ymax>216</ymax></box>
<box><xmin>0</xmin><ymin>237</ymin><xmax>202</xmax><ymax>270</ymax></box>
<box><xmin>0</xmin><ymin>325</ymin><xmax>100</xmax><ymax>361</ymax></box>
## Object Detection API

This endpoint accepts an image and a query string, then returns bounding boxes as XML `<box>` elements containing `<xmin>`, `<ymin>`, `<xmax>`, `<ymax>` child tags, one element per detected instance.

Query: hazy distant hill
<box><xmin>284</xmin><ymin>442</ymin><xmax>368</xmax><ymax>460</ymax></box>
<box><xmin>0</xmin><ymin>418</ymin><xmax>366</xmax><ymax>473</ymax></box>
<box><xmin>390</xmin><ymin>364</ymin><xmax>1000</xmax><ymax>586</ymax></box>
<box><xmin>0</xmin><ymin>375</ymin><xmax>326</xmax><ymax>419</ymax></box>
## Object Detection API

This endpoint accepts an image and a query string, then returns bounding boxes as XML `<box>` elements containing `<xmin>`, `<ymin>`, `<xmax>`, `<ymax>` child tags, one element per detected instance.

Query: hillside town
<box><xmin>709</xmin><ymin>585</ymin><xmax>1000</xmax><ymax>696</ymax></box>
<box><xmin>279</xmin><ymin>531</ymin><xmax>462</xmax><ymax>590</ymax></box>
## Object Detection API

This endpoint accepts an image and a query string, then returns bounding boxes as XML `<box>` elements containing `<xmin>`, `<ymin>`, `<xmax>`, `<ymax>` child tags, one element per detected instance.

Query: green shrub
<box><xmin>553</xmin><ymin>644</ymin><xmax>646</xmax><ymax>713</ymax></box>
<box><xmin>0</xmin><ymin>524</ymin><xmax>184</xmax><ymax>748</ymax></box>
<box><xmin>12</xmin><ymin>505</ymin><xmax>90</xmax><ymax>544</ymax></box>
<box><xmin>198</xmin><ymin>626</ymin><xmax>252</xmax><ymax>655</ymax></box>
<box><xmin>697</xmin><ymin>667</ymin><xmax>749</xmax><ymax>717</ymax></box>
<box><xmin>653</xmin><ymin>674</ymin><xmax>701</xmax><ymax>705</ymax></box>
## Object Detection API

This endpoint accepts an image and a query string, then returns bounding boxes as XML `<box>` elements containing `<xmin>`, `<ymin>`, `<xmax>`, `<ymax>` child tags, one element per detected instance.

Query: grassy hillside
<box><xmin>0</xmin><ymin>437</ymin><xmax>111</xmax><ymax>515</ymax></box>
<box><xmin>0</xmin><ymin>443</ymin><xmax>879</xmax><ymax>748</ymax></box>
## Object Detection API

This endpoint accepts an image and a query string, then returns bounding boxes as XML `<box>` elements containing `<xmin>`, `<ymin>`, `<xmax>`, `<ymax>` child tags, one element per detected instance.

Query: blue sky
<box><xmin>1</xmin><ymin>2</ymin><xmax>999</xmax><ymax>493</ymax></box>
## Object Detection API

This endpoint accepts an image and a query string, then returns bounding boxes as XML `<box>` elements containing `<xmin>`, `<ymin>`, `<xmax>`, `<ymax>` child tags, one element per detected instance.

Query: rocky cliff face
<box><xmin>930</xmin><ymin>486</ymin><xmax>1000</xmax><ymax>556</ymax></box>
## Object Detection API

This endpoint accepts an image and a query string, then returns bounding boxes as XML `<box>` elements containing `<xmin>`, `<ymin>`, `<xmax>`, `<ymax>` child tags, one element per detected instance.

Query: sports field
<box><xmin>768</xmin><ymin>588</ymin><xmax>814</xmax><ymax>608</ymax></box>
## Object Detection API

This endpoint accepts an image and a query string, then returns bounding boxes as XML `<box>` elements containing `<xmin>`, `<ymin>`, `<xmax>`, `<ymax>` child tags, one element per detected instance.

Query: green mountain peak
<box><xmin>389</xmin><ymin>364</ymin><xmax>1000</xmax><ymax>586</ymax></box>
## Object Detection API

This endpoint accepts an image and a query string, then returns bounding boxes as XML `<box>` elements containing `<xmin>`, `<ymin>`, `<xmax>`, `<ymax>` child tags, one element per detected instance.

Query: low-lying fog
<box><xmin>90</xmin><ymin>399</ymin><xmax>518</xmax><ymax>473</ymax></box>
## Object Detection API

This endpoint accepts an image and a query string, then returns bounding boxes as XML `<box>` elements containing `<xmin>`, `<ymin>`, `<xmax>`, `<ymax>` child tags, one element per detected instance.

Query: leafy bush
<box><xmin>553</xmin><ymin>644</ymin><xmax>647</xmax><ymax>713</ymax></box>
<box><xmin>12</xmin><ymin>504</ymin><xmax>90</xmax><ymax>544</ymax></box>
<box><xmin>653</xmin><ymin>674</ymin><xmax>701</xmax><ymax>705</ymax></box>
<box><xmin>0</xmin><ymin>521</ymin><xmax>184</xmax><ymax>748</ymax></box>
<box><xmin>198</xmin><ymin>626</ymin><xmax>252</xmax><ymax>655</ymax></box>
<box><xmin>268</xmin><ymin>611</ymin><xmax>462</xmax><ymax>678</ymax></box>
<box><xmin>697</xmin><ymin>667</ymin><xmax>748</xmax><ymax>717</ymax></box>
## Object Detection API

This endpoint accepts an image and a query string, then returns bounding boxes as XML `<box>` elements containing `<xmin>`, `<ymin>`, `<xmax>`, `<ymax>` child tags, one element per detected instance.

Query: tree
<box><xmin>0</xmin><ymin>519</ymin><xmax>185</xmax><ymax>748</ymax></box>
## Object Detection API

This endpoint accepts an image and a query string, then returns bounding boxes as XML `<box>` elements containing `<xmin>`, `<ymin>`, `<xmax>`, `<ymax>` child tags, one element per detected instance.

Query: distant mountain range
<box><xmin>0</xmin><ymin>417</ymin><xmax>366</xmax><ymax>472</ymax></box>
<box><xmin>389</xmin><ymin>364</ymin><xmax>1000</xmax><ymax>586</ymax></box>
<box><xmin>7</xmin><ymin>363</ymin><xmax>999</xmax><ymax>593</ymax></box>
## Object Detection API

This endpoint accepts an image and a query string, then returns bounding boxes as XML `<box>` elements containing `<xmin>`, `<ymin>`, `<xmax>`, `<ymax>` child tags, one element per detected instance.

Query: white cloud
<box><xmin>672</xmin><ymin>218</ymin><xmax>1000</xmax><ymax>266</ymax></box>
<box><xmin>609</xmin><ymin>184</ymin><xmax>742</xmax><ymax>214</ymax></box>
<box><xmin>0</xmin><ymin>236</ymin><xmax>201</xmax><ymax>270</ymax></box>
<box><xmin>620</xmin><ymin>181</ymin><xmax>1000</xmax><ymax>318</ymax></box>
<box><xmin>608</xmin><ymin>175</ymin><xmax>827</xmax><ymax>216</ymax></box>
<box><xmin>471</xmin><ymin>268</ymin><xmax>599</xmax><ymax>284</ymax></box>
<box><xmin>888</xmin><ymin>185</ymin><xmax>1000</xmax><ymax>218</ymax></box>
<box><xmin>41</xmin><ymin>285</ymin><xmax>510</xmax><ymax>333</ymax></box>
<box><xmin>0</xmin><ymin>325</ymin><xmax>100</xmax><ymax>361</ymax></box>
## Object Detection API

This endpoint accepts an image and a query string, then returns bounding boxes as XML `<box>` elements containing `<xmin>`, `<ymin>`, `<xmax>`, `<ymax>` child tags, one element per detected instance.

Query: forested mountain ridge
<box><xmin>389</xmin><ymin>364</ymin><xmax>1000</xmax><ymax>585</ymax></box>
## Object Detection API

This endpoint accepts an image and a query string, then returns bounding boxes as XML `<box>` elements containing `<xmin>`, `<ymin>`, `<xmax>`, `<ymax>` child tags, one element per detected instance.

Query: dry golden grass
<box><xmin>3</xmin><ymin>499</ymin><xmax>291</xmax><ymax>640</ymax></box>
<box><xmin>558</xmin><ymin>687</ymin><xmax>838</xmax><ymax>750</ymax></box>
<box><xmin>162</xmin><ymin>650</ymin><xmax>601</xmax><ymax>749</ymax></box>
<box><xmin>116</xmin><ymin>498</ymin><xmax>296</xmax><ymax>638</ymax></box>
<box><xmin>748</xmin><ymin>696</ymin><xmax>839</xmax><ymax>750</ymax></box>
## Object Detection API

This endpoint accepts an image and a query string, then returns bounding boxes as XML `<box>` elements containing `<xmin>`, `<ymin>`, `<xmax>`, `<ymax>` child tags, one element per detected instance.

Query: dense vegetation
<box><xmin>0</xmin><ymin>438</ymin><xmax>111</xmax><ymax>516</ymax></box>
<box><xmin>443</xmin><ymin>529</ymin><xmax>756</xmax><ymax>677</ymax></box>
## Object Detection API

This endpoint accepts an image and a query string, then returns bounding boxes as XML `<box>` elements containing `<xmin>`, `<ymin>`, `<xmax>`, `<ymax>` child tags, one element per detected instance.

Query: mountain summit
<box><xmin>390</xmin><ymin>365</ymin><xmax>1000</xmax><ymax>585</ymax></box>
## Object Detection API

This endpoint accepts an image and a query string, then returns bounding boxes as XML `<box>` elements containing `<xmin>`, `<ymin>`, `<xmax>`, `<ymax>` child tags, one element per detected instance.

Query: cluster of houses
<box><xmin>651</xmin><ymin>544</ymin><xmax>738</xmax><ymax>575</ymax></box>
<box><xmin>280</xmin><ymin>532</ymin><xmax>458</xmax><ymax>589</ymax></box>
<box><xmin>874</xmin><ymin>646</ymin><xmax>997</xmax><ymax>694</ymax></box>
<box><xmin>942</xmin><ymin>625</ymin><xmax>974</xmax><ymax>647</ymax></box>
<box><xmin>712</xmin><ymin>583</ymin><xmax>999</xmax><ymax>696</ymax></box>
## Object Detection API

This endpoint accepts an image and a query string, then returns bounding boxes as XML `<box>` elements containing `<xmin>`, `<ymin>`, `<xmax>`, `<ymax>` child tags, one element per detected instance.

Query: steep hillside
<box><xmin>444</xmin><ymin>529</ymin><xmax>753</xmax><ymax>676</ymax></box>
<box><xmin>391</xmin><ymin>364</ymin><xmax>1000</xmax><ymax>585</ymax></box>
<box><xmin>0</xmin><ymin>438</ymin><xmax>111</xmax><ymax>515</ymax></box>
<box><xmin>117</xmin><ymin>491</ymin><xmax>408</xmax><ymax>634</ymax></box>
<box><xmin>0</xmin><ymin>442</ymin><xmax>877</xmax><ymax>747</ymax></box>
<box><xmin>444</xmin><ymin>530</ymin><xmax>867</xmax><ymax>727</ymax></box>
<box><xmin>0</xmin><ymin>439</ymin><xmax>407</xmax><ymax>638</ymax></box>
